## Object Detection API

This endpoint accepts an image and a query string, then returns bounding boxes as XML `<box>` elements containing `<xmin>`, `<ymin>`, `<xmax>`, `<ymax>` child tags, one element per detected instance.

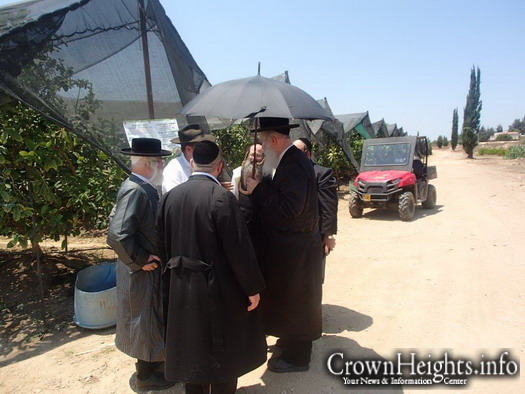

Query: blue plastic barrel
<box><xmin>73</xmin><ymin>262</ymin><xmax>117</xmax><ymax>329</ymax></box>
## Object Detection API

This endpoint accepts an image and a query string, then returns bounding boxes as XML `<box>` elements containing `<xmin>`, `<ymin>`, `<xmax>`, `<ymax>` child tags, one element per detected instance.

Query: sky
<box><xmin>163</xmin><ymin>0</ymin><xmax>525</xmax><ymax>140</ymax></box>
<box><xmin>1</xmin><ymin>0</ymin><xmax>524</xmax><ymax>140</ymax></box>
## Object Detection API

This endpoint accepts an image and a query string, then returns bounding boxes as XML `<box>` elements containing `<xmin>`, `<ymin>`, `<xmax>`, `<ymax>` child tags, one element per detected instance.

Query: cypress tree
<box><xmin>451</xmin><ymin>108</ymin><xmax>459</xmax><ymax>150</ymax></box>
<box><xmin>461</xmin><ymin>67</ymin><xmax>482</xmax><ymax>158</ymax></box>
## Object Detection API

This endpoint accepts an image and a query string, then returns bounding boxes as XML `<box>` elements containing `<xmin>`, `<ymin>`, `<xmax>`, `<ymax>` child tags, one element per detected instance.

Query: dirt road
<box><xmin>1</xmin><ymin>149</ymin><xmax>523</xmax><ymax>393</ymax></box>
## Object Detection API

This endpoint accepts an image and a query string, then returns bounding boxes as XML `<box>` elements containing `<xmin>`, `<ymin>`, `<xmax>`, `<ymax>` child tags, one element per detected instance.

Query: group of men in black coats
<box><xmin>107</xmin><ymin>117</ymin><xmax>338</xmax><ymax>393</ymax></box>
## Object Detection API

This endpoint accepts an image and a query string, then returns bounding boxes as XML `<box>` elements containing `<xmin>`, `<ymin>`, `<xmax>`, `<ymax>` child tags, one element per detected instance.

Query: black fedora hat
<box><xmin>171</xmin><ymin>124</ymin><xmax>216</xmax><ymax>144</ymax></box>
<box><xmin>120</xmin><ymin>138</ymin><xmax>171</xmax><ymax>156</ymax></box>
<box><xmin>251</xmin><ymin>117</ymin><xmax>299</xmax><ymax>134</ymax></box>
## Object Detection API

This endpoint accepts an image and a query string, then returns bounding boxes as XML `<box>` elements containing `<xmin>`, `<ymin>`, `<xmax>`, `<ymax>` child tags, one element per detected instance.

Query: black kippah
<box><xmin>193</xmin><ymin>140</ymin><xmax>219</xmax><ymax>165</ymax></box>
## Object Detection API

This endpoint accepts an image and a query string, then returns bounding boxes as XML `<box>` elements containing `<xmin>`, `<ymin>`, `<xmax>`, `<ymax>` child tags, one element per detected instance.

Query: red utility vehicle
<box><xmin>349</xmin><ymin>136</ymin><xmax>437</xmax><ymax>221</ymax></box>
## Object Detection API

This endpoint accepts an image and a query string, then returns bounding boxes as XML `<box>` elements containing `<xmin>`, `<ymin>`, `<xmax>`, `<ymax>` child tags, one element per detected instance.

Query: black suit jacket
<box><xmin>313</xmin><ymin>161</ymin><xmax>338</xmax><ymax>236</ymax></box>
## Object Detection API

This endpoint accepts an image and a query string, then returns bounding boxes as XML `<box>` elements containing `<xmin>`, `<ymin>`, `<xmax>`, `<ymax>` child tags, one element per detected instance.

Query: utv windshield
<box><xmin>363</xmin><ymin>143</ymin><xmax>411</xmax><ymax>167</ymax></box>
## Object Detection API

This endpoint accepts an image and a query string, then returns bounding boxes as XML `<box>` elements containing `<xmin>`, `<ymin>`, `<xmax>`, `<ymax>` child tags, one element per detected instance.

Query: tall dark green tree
<box><xmin>451</xmin><ymin>108</ymin><xmax>459</xmax><ymax>150</ymax></box>
<box><xmin>436</xmin><ymin>135</ymin><xmax>443</xmax><ymax>148</ymax></box>
<box><xmin>461</xmin><ymin>67</ymin><xmax>482</xmax><ymax>158</ymax></box>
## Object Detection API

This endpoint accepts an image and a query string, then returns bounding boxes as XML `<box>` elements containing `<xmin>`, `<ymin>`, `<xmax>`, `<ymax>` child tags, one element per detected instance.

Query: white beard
<box><xmin>149</xmin><ymin>165</ymin><xmax>163</xmax><ymax>187</ymax></box>
<box><xmin>262</xmin><ymin>146</ymin><xmax>279</xmax><ymax>177</ymax></box>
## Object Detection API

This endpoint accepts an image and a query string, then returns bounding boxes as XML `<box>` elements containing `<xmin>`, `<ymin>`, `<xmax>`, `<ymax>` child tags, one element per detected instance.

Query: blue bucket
<box><xmin>73</xmin><ymin>262</ymin><xmax>117</xmax><ymax>329</ymax></box>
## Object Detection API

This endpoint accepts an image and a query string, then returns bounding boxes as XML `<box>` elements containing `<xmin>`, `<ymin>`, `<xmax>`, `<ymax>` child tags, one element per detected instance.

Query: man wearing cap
<box><xmin>245</xmin><ymin>118</ymin><xmax>323</xmax><ymax>373</ymax></box>
<box><xmin>162</xmin><ymin>123</ymin><xmax>215</xmax><ymax>193</ymax></box>
<box><xmin>157</xmin><ymin>140</ymin><xmax>267</xmax><ymax>393</ymax></box>
<box><xmin>107</xmin><ymin>138</ymin><xmax>174</xmax><ymax>391</ymax></box>
<box><xmin>293</xmin><ymin>137</ymin><xmax>338</xmax><ymax>272</ymax></box>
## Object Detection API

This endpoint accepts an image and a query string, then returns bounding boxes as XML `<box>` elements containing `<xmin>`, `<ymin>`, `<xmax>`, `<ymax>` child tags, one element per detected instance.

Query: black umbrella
<box><xmin>179</xmin><ymin>73</ymin><xmax>332</xmax><ymax>177</ymax></box>
<box><xmin>179</xmin><ymin>74</ymin><xmax>332</xmax><ymax>122</ymax></box>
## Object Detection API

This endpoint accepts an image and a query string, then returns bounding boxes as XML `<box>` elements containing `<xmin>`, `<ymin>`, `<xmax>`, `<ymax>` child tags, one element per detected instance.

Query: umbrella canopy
<box><xmin>179</xmin><ymin>74</ymin><xmax>332</xmax><ymax>121</ymax></box>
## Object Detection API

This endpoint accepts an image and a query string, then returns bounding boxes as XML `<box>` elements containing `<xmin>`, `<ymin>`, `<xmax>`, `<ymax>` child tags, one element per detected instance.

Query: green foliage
<box><xmin>436</xmin><ymin>136</ymin><xmax>443</xmax><ymax>148</ymax></box>
<box><xmin>211</xmin><ymin>125</ymin><xmax>252</xmax><ymax>169</ymax></box>
<box><xmin>479</xmin><ymin>126</ymin><xmax>495</xmax><ymax>142</ymax></box>
<box><xmin>508</xmin><ymin>115</ymin><xmax>525</xmax><ymax>134</ymax></box>
<box><xmin>0</xmin><ymin>103</ymin><xmax>125</xmax><ymax>249</ymax></box>
<box><xmin>505</xmin><ymin>144</ymin><xmax>525</xmax><ymax>159</ymax></box>
<box><xmin>462</xmin><ymin>67</ymin><xmax>482</xmax><ymax>158</ymax></box>
<box><xmin>478</xmin><ymin>147</ymin><xmax>506</xmax><ymax>156</ymax></box>
<box><xmin>314</xmin><ymin>133</ymin><xmax>363</xmax><ymax>181</ymax></box>
<box><xmin>451</xmin><ymin>108</ymin><xmax>459</xmax><ymax>150</ymax></box>
<box><xmin>495</xmin><ymin>133</ymin><xmax>514</xmax><ymax>141</ymax></box>
<box><xmin>443</xmin><ymin>136</ymin><xmax>449</xmax><ymax>146</ymax></box>
<box><xmin>461</xmin><ymin>127</ymin><xmax>478</xmax><ymax>159</ymax></box>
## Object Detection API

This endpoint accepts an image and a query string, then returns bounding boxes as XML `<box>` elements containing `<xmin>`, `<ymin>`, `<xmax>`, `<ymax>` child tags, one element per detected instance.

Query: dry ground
<box><xmin>0</xmin><ymin>148</ymin><xmax>524</xmax><ymax>393</ymax></box>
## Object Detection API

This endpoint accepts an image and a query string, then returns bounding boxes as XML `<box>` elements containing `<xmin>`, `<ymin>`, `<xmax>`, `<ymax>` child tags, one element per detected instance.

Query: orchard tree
<box><xmin>451</xmin><ymin>108</ymin><xmax>459</xmax><ymax>150</ymax></box>
<box><xmin>211</xmin><ymin>125</ymin><xmax>251</xmax><ymax>169</ymax></box>
<box><xmin>443</xmin><ymin>136</ymin><xmax>449</xmax><ymax>147</ymax></box>
<box><xmin>461</xmin><ymin>67</ymin><xmax>482</xmax><ymax>158</ymax></box>
<box><xmin>0</xmin><ymin>102</ymin><xmax>124</xmax><ymax>251</ymax></box>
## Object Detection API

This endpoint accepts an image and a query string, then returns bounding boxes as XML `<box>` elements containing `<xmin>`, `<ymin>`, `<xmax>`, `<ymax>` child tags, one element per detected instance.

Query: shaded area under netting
<box><xmin>0</xmin><ymin>0</ymin><xmax>209</xmax><ymax>169</ymax></box>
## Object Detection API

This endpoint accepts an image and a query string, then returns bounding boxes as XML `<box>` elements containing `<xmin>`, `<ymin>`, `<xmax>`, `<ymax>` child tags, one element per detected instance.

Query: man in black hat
<box><xmin>162</xmin><ymin>123</ymin><xmax>215</xmax><ymax>193</ymax></box>
<box><xmin>107</xmin><ymin>138</ymin><xmax>174</xmax><ymax>392</ymax></box>
<box><xmin>246</xmin><ymin>118</ymin><xmax>324</xmax><ymax>373</ymax></box>
<box><xmin>157</xmin><ymin>140</ymin><xmax>267</xmax><ymax>393</ymax></box>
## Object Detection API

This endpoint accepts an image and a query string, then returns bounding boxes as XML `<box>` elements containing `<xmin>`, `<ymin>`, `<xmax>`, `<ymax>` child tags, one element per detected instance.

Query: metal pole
<box><xmin>139</xmin><ymin>0</ymin><xmax>155</xmax><ymax>119</ymax></box>
<box><xmin>252</xmin><ymin>118</ymin><xmax>258</xmax><ymax>179</ymax></box>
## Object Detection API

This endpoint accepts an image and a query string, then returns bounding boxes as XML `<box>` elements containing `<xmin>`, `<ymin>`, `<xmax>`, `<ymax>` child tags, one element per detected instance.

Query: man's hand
<box><xmin>247</xmin><ymin>293</ymin><xmax>260</xmax><ymax>311</ymax></box>
<box><xmin>323</xmin><ymin>235</ymin><xmax>336</xmax><ymax>256</ymax></box>
<box><xmin>245</xmin><ymin>177</ymin><xmax>260</xmax><ymax>194</ymax></box>
<box><xmin>142</xmin><ymin>254</ymin><xmax>160</xmax><ymax>271</ymax></box>
<box><xmin>221</xmin><ymin>181</ymin><xmax>233</xmax><ymax>191</ymax></box>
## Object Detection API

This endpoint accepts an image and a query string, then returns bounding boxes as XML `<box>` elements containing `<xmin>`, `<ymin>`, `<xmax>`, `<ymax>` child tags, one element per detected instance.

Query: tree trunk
<box><xmin>31</xmin><ymin>216</ymin><xmax>47</xmax><ymax>326</ymax></box>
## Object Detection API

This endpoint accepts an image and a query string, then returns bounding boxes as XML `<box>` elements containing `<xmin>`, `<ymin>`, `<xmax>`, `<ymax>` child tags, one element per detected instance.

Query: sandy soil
<box><xmin>0</xmin><ymin>149</ymin><xmax>524</xmax><ymax>393</ymax></box>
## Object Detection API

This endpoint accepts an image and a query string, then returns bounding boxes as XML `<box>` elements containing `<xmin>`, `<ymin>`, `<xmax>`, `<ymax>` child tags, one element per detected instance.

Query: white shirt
<box><xmin>162</xmin><ymin>154</ymin><xmax>192</xmax><ymax>193</ymax></box>
<box><xmin>132</xmin><ymin>172</ymin><xmax>152</xmax><ymax>186</ymax></box>
<box><xmin>231</xmin><ymin>166</ymin><xmax>242</xmax><ymax>199</ymax></box>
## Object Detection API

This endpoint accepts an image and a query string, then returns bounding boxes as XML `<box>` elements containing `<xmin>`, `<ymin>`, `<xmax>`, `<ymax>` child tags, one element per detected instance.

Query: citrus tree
<box><xmin>0</xmin><ymin>102</ymin><xmax>124</xmax><ymax>251</ymax></box>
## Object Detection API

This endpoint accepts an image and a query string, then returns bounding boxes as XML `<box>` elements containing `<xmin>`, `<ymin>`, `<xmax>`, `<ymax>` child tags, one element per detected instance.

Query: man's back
<box><xmin>157</xmin><ymin>174</ymin><xmax>267</xmax><ymax>383</ymax></box>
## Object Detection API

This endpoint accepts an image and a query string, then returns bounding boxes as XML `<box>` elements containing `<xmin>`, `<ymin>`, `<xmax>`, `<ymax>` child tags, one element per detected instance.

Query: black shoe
<box><xmin>267</xmin><ymin>356</ymin><xmax>309</xmax><ymax>373</ymax></box>
<box><xmin>136</xmin><ymin>372</ymin><xmax>175</xmax><ymax>392</ymax></box>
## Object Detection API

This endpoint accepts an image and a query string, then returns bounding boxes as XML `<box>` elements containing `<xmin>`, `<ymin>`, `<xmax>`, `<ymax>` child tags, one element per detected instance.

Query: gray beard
<box><xmin>262</xmin><ymin>147</ymin><xmax>279</xmax><ymax>177</ymax></box>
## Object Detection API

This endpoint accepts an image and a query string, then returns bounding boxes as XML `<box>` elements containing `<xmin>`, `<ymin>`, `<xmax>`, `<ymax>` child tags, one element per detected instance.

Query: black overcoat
<box><xmin>313</xmin><ymin>162</ymin><xmax>338</xmax><ymax>237</ymax></box>
<box><xmin>251</xmin><ymin>146</ymin><xmax>323</xmax><ymax>341</ymax></box>
<box><xmin>157</xmin><ymin>174</ymin><xmax>267</xmax><ymax>384</ymax></box>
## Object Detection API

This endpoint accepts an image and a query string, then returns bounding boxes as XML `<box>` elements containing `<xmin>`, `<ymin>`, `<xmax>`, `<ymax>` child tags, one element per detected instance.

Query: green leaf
<box><xmin>12</xmin><ymin>207</ymin><xmax>21</xmax><ymax>221</ymax></box>
<box><xmin>0</xmin><ymin>190</ymin><xmax>10</xmax><ymax>202</ymax></box>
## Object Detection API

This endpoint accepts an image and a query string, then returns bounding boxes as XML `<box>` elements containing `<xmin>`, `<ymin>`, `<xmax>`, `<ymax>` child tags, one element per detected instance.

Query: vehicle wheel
<box><xmin>398</xmin><ymin>191</ymin><xmax>415</xmax><ymax>221</ymax></box>
<box><xmin>422</xmin><ymin>184</ymin><xmax>437</xmax><ymax>209</ymax></box>
<box><xmin>349</xmin><ymin>191</ymin><xmax>363</xmax><ymax>218</ymax></box>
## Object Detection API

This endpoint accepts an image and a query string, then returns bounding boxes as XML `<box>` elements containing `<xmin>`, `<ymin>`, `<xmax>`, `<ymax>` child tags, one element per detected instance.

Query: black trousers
<box><xmin>185</xmin><ymin>379</ymin><xmax>238</xmax><ymax>394</ymax></box>
<box><xmin>276</xmin><ymin>338</ymin><xmax>312</xmax><ymax>365</ymax></box>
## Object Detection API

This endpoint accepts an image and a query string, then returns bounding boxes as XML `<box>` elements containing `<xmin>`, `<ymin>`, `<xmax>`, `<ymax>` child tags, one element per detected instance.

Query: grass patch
<box><xmin>478</xmin><ymin>147</ymin><xmax>506</xmax><ymax>156</ymax></box>
<box><xmin>505</xmin><ymin>144</ymin><xmax>525</xmax><ymax>159</ymax></box>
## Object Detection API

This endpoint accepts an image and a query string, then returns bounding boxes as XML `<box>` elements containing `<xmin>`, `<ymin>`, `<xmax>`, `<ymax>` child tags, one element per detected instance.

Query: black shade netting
<box><xmin>0</xmin><ymin>0</ymin><xmax>209</xmax><ymax>169</ymax></box>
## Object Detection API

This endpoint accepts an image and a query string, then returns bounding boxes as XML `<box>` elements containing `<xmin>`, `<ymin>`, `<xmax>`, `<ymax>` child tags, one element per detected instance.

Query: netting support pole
<box><xmin>139</xmin><ymin>0</ymin><xmax>155</xmax><ymax>119</ymax></box>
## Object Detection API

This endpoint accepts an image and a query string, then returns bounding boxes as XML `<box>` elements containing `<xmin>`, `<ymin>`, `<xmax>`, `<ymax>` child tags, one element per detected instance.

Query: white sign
<box><xmin>122</xmin><ymin>119</ymin><xmax>179</xmax><ymax>151</ymax></box>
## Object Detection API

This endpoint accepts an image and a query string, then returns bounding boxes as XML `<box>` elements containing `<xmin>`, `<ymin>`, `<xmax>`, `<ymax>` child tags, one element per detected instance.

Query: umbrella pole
<box><xmin>252</xmin><ymin>118</ymin><xmax>258</xmax><ymax>179</ymax></box>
